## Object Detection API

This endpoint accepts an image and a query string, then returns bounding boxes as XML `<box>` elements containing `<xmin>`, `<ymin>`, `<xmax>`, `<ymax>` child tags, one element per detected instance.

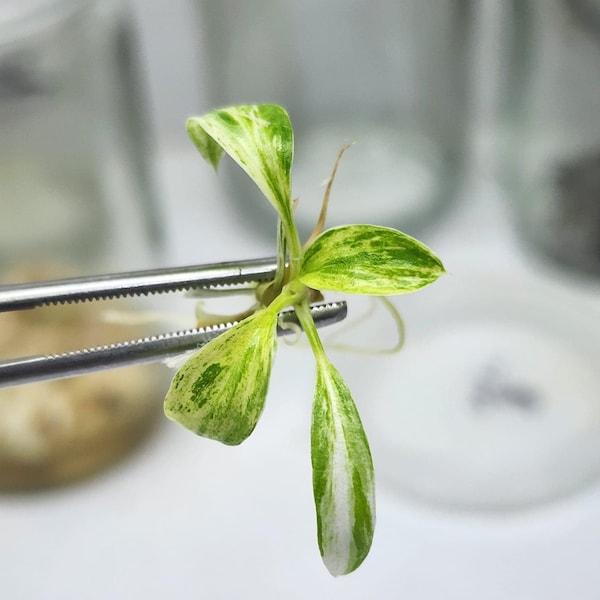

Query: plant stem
<box><xmin>293</xmin><ymin>297</ymin><xmax>327</xmax><ymax>364</ymax></box>
<box><xmin>268</xmin><ymin>283</ymin><xmax>305</xmax><ymax>315</ymax></box>
<box><xmin>303</xmin><ymin>143</ymin><xmax>354</xmax><ymax>250</ymax></box>
<box><xmin>278</xmin><ymin>204</ymin><xmax>303</xmax><ymax>280</ymax></box>
<box><xmin>272</xmin><ymin>218</ymin><xmax>288</xmax><ymax>292</ymax></box>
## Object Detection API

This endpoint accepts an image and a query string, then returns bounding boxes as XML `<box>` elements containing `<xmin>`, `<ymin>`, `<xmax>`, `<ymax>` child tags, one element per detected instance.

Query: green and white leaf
<box><xmin>164</xmin><ymin>307</ymin><xmax>278</xmax><ymax>446</ymax></box>
<box><xmin>186</xmin><ymin>104</ymin><xmax>294</xmax><ymax>227</ymax></box>
<box><xmin>311</xmin><ymin>356</ymin><xmax>375</xmax><ymax>576</ymax></box>
<box><xmin>299</xmin><ymin>224</ymin><xmax>445</xmax><ymax>295</ymax></box>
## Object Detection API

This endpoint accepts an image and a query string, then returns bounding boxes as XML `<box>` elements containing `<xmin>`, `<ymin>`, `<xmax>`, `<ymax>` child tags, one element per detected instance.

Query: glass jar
<box><xmin>194</xmin><ymin>0</ymin><xmax>472</xmax><ymax>240</ymax></box>
<box><xmin>498</xmin><ymin>0</ymin><xmax>600</xmax><ymax>276</ymax></box>
<box><xmin>0</xmin><ymin>0</ymin><xmax>164</xmax><ymax>490</ymax></box>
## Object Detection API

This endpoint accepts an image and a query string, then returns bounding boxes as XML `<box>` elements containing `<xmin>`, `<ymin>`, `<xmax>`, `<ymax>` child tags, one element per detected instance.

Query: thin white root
<box><xmin>101</xmin><ymin>309</ymin><xmax>190</xmax><ymax>328</ymax></box>
<box><xmin>163</xmin><ymin>349</ymin><xmax>197</xmax><ymax>370</ymax></box>
<box><xmin>325</xmin><ymin>296</ymin><xmax>405</xmax><ymax>355</ymax></box>
<box><xmin>183</xmin><ymin>287</ymin><xmax>257</xmax><ymax>298</ymax></box>
<box><xmin>195</xmin><ymin>301</ymin><xmax>259</xmax><ymax>328</ymax></box>
<box><xmin>277</xmin><ymin>317</ymin><xmax>304</xmax><ymax>346</ymax></box>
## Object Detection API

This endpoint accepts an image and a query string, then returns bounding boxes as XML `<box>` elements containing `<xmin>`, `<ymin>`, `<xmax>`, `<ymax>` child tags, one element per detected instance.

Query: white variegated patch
<box><xmin>311</xmin><ymin>356</ymin><xmax>375</xmax><ymax>576</ymax></box>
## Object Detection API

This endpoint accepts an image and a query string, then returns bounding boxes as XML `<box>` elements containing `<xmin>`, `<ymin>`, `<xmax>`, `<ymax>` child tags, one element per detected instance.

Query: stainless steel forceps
<box><xmin>0</xmin><ymin>257</ymin><xmax>347</xmax><ymax>388</ymax></box>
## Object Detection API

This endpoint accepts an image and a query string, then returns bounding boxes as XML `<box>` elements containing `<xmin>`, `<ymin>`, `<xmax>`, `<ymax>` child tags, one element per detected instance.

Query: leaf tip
<box><xmin>186</xmin><ymin>116</ymin><xmax>223</xmax><ymax>171</ymax></box>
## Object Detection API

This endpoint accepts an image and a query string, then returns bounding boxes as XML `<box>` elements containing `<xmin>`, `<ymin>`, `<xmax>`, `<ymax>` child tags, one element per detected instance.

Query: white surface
<box><xmin>2</xmin><ymin>144</ymin><xmax>600</xmax><ymax>599</ymax></box>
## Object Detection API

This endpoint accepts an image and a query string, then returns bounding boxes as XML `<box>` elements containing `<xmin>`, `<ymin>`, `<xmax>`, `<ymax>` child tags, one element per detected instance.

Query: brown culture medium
<box><xmin>0</xmin><ymin>265</ymin><xmax>164</xmax><ymax>490</ymax></box>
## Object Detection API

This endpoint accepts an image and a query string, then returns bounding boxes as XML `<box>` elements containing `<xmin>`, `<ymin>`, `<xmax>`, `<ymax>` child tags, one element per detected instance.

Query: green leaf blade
<box><xmin>312</xmin><ymin>358</ymin><xmax>375</xmax><ymax>576</ymax></box>
<box><xmin>164</xmin><ymin>308</ymin><xmax>278</xmax><ymax>446</ymax></box>
<box><xmin>186</xmin><ymin>104</ymin><xmax>293</xmax><ymax>224</ymax></box>
<box><xmin>299</xmin><ymin>224</ymin><xmax>445</xmax><ymax>295</ymax></box>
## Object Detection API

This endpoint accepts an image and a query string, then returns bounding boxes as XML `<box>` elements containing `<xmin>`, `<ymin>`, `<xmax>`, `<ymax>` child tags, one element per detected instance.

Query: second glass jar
<box><xmin>195</xmin><ymin>0</ymin><xmax>472</xmax><ymax>240</ymax></box>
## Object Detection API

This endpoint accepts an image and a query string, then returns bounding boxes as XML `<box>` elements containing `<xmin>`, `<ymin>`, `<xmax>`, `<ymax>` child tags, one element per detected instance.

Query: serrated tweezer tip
<box><xmin>0</xmin><ymin>301</ymin><xmax>347</xmax><ymax>388</ymax></box>
<box><xmin>0</xmin><ymin>257</ymin><xmax>279</xmax><ymax>312</ymax></box>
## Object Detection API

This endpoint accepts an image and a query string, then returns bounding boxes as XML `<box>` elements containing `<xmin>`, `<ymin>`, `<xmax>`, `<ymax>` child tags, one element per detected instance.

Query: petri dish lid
<box><xmin>340</xmin><ymin>271</ymin><xmax>600</xmax><ymax>512</ymax></box>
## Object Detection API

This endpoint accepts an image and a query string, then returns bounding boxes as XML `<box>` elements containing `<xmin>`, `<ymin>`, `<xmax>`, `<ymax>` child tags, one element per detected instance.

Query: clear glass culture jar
<box><xmin>194</xmin><ymin>0</ymin><xmax>473</xmax><ymax>241</ymax></box>
<box><xmin>0</xmin><ymin>0</ymin><xmax>165</xmax><ymax>490</ymax></box>
<box><xmin>497</xmin><ymin>0</ymin><xmax>600</xmax><ymax>277</ymax></box>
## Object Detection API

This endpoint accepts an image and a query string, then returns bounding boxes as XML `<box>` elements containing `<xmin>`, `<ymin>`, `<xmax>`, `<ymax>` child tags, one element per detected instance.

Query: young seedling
<box><xmin>164</xmin><ymin>104</ymin><xmax>445</xmax><ymax>576</ymax></box>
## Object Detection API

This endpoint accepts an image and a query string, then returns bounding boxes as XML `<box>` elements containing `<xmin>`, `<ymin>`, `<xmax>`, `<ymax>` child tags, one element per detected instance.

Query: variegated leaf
<box><xmin>164</xmin><ymin>308</ymin><xmax>278</xmax><ymax>446</ymax></box>
<box><xmin>299</xmin><ymin>224</ymin><xmax>445</xmax><ymax>295</ymax></box>
<box><xmin>312</xmin><ymin>357</ymin><xmax>375</xmax><ymax>576</ymax></box>
<box><xmin>186</xmin><ymin>104</ymin><xmax>294</xmax><ymax>225</ymax></box>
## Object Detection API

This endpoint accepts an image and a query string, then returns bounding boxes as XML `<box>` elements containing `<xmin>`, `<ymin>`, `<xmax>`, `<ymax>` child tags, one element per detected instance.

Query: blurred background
<box><xmin>1</xmin><ymin>0</ymin><xmax>599</xmax><ymax>598</ymax></box>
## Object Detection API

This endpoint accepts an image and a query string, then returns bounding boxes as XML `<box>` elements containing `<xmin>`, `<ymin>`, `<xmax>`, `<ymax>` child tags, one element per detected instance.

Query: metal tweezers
<box><xmin>0</xmin><ymin>257</ymin><xmax>347</xmax><ymax>388</ymax></box>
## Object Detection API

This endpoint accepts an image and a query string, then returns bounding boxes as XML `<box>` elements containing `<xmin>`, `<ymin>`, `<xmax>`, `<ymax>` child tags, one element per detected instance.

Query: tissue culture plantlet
<box><xmin>164</xmin><ymin>104</ymin><xmax>445</xmax><ymax>576</ymax></box>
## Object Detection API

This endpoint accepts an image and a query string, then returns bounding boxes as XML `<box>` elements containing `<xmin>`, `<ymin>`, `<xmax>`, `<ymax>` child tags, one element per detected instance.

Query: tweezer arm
<box><xmin>0</xmin><ymin>257</ymin><xmax>278</xmax><ymax>312</ymax></box>
<box><xmin>0</xmin><ymin>302</ymin><xmax>347</xmax><ymax>388</ymax></box>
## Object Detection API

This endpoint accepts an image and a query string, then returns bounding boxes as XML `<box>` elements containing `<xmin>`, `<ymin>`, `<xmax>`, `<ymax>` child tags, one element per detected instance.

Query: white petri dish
<box><xmin>344</xmin><ymin>272</ymin><xmax>600</xmax><ymax>511</ymax></box>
